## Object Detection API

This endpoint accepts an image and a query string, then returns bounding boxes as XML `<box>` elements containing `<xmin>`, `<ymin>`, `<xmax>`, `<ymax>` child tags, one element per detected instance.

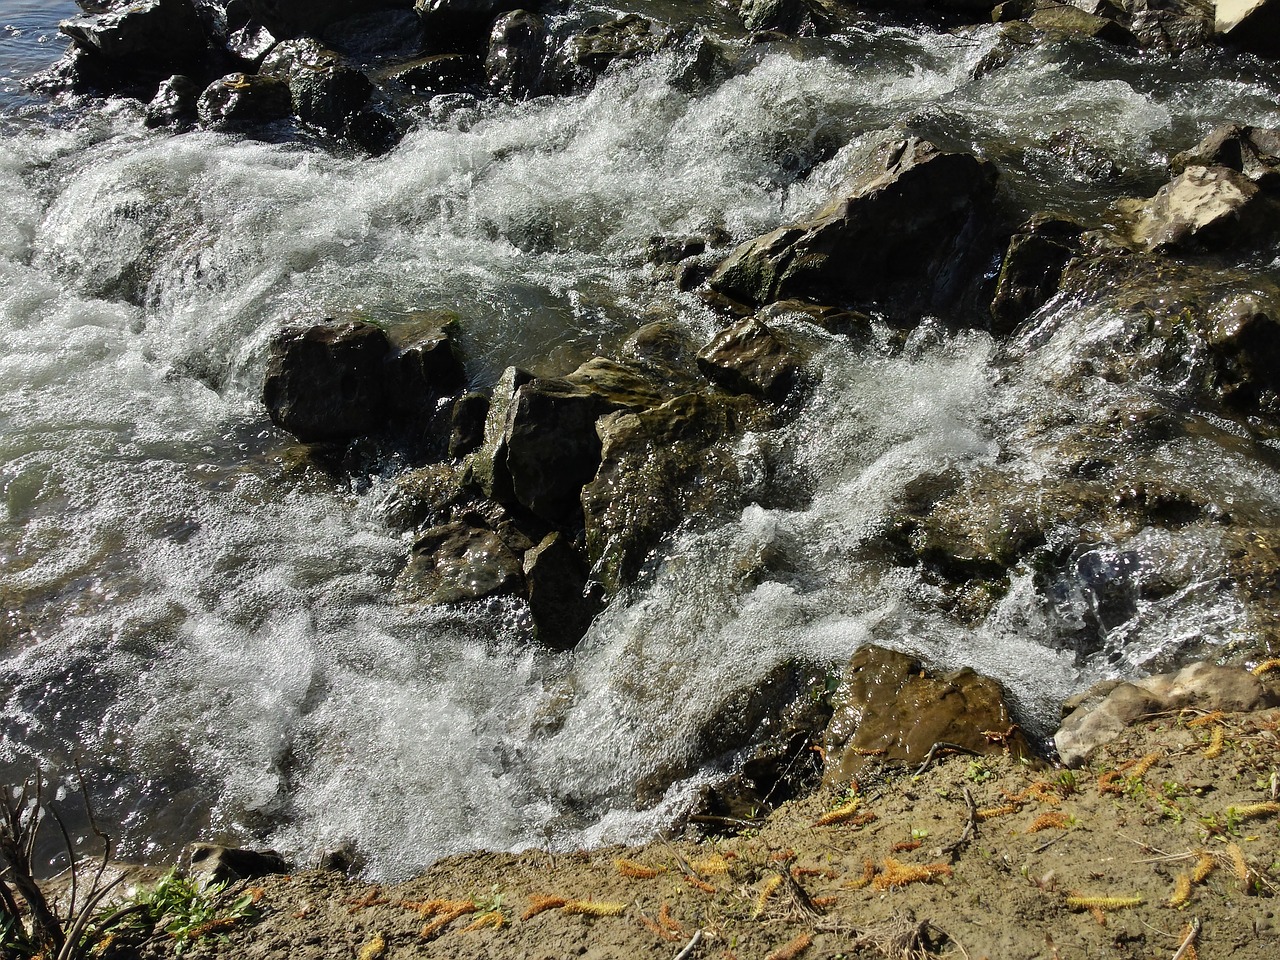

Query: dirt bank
<box><xmin>161</xmin><ymin>706</ymin><xmax>1279</xmax><ymax>960</ymax></box>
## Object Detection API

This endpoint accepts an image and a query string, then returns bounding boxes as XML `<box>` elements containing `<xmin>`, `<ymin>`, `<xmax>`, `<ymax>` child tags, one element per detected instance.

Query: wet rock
<box><xmin>500</xmin><ymin>361</ymin><xmax>661</xmax><ymax>527</ymax></box>
<box><xmin>709</xmin><ymin>137</ymin><xmax>999</xmax><ymax>322</ymax></box>
<box><xmin>640</xmin><ymin>660</ymin><xmax>832</xmax><ymax>809</ymax></box>
<box><xmin>822</xmin><ymin>645</ymin><xmax>1032</xmax><ymax>785</ymax></box>
<box><xmin>417</xmin><ymin>0</ymin><xmax>530</xmax><ymax>54</ymax></box>
<box><xmin>485</xmin><ymin>10</ymin><xmax>545</xmax><ymax>96</ymax></box>
<box><xmin>187</xmin><ymin>844</ymin><xmax>288</xmax><ymax>884</ymax></box>
<box><xmin>384</xmin><ymin>462</ymin><xmax>471</xmax><ymax>531</ymax></box>
<box><xmin>696</xmin><ymin>316</ymin><xmax>805</xmax><ymax>403</ymax></box>
<box><xmin>262</xmin><ymin>320</ymin><xmax>392</xmax><ymax>443</ymax></box>
<box><xmin>258</xmin><ymin>35</ymin><xmax>332</xmax><ymax>78</ymax></box>
<box><xmin>620</xmin><ymin>321</ymin><xmax>705</xmax><ymax>387</ymax></box>
<box><xmin>144</xmin><ymin>74</ymin><xmax>201</xmax><ymax>128</ymax></box>
<box><xmin>1171</xmin><ymin>123</ymin><xmax>1280</xmax><ymax>187</ymax></box>
<box><xmin>552</xmin><ymin>14</ymin><xmax>672</xmax><ymax>93</ymax></box>
<box><xmin>582</xmin><ymin>393</ymin><xmax>757</xmax><ymax>593</ymax></box>
<box><xmin>688</xmin><ymin>662</ymin><xmax>835</xmax><ymax>828</ymax></box>
<box><xmin>665</xmin><ymin>30</ymin><xmax>733</xmax><ymax>93</ymax></box>
<box><xmin>262</xmin><ymin>316</ymin><xmax>464</xmax><ymax>446</ymax></box>
<box><xmin>735</xmin><ymin>0</ymin><xmax>836</xmax><ymax>35</ymax></box>
<box><xmin>465</xmin><ymin>366</ymin><xmax>534</xmax><ymax>504</ymax></box>
<box><xmin>225</xmin><ymin>21</ymin><xmax>278</xmax><ymax>69</ymax></box>
<box><xmin>523</xmin><ymin>532</ymin><xmax>601</xmax><ymax>650</ymax></box>
<box><xmin>990</xmin><ymin>215</ymin><xmax>1084</xmax><ymax>334</ymax></box>
<box><xmin>1215</xmin><ymin>0</ymin><xmax>1280</xmax><ymax>57</ymax></box>
<box><xmin>380</xmin><ymin>53</ymin><xmax>478</xmax><ymax>94</ymax></box>
<box><xmin>1054</xmin><ymin>661</ymin><xmax>1280</xmax><ymax>766</ymax></box>
<box><xmin>197</xmin><ymin>71</ymin><xmax>292</xmax><ymax>130</ymax></box>
<box><xmin>60</xmin><ymin>0</ymin><xmax>209</xmax><ymax>70</ymax></box>
<box><xmin>246</xmin><ymin>0</ymin><xmax>416</xmax><ymax>39</ymax></box>
<box><xmin>398</xmin><ymin>519</ymin><xmax>525</xmax><ymax>604</ymax></box>
<box><xmin>290</xmin><ymin>59</ymin><xmax>373</xmax><ymax>131</ymax></box>
<box><xmin>385</xmin><ymin>312</ymin><xmax>467</xmax><ymax>420</ymax></box>
<box><xmin>448</xmin><ymin>391</ymin><xmax>489</xmax><ymax>458</ymax></box>
<box><xmin>1129</xmin><ymin>8</ymin><xmax>1212</xmax><ymax>51</ymax></box>
<box><xmin>321</xmin><ymin>9</ymin><xmax>426</xmax><ymax>60</ymax></box>
<box><xmin>1123</xmin><ymin>164</ymin><xmax>1280</xmax><ymax>254</ymax></box>
<box><xmin>343</xmin><ymin>108</ymin><xmax>402</xmax><ymax>155</ymax></box>
<box><xmin>1026</xmin><ymin>5</ymin><xmax>1135</xmax><ymax>44</ymax></box>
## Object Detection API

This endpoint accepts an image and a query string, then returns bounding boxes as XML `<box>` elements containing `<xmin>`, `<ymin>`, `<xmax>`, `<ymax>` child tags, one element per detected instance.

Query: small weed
<box><xmin>118</xmin><ymin>868</ymin><xmax>261</xmax><ymax>955</ymax></box>
<box><xmin>967</xmin><ymin>761</ymin><xmax>993</xmax><ymax>784</ymax></box>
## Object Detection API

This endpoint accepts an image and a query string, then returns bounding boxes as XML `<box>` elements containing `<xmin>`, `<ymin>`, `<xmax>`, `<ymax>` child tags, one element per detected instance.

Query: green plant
<box><xmin>118</xmin><ymin>869</ymin><xmax>260</xmax><ymax>956</ymax></box>
<box><xmin>967</xmin><ymin>761</ymin><xmax>993</xmax><ymax>784</ymax></box>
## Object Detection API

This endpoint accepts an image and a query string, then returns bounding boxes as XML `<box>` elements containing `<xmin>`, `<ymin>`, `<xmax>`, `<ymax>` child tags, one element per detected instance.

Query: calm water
<box><xmin>2</xmin><ymin>1</ymin><xmax>1279</xmax><ymax>877</ymax></box>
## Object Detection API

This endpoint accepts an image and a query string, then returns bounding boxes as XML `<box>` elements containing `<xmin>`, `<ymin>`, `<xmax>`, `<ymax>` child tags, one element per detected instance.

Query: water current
<box><xmin>2</xmin><ymin>1</ymin><xmax>1280</xmax><ymax>879</ymax></box>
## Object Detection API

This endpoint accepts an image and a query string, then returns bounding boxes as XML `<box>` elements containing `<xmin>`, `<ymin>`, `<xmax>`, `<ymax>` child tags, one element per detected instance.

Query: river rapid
<box><xmin>2</xmin><ymin>1</ymin><xmax>1279</xmax><ymax>879</ymax></box>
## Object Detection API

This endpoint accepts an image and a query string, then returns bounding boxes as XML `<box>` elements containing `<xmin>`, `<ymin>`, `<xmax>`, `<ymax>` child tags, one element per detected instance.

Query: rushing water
<box><xmin>3</xmin><ymin>2</ymin><xmax>1280</xmax><ymax>878</ymax></box>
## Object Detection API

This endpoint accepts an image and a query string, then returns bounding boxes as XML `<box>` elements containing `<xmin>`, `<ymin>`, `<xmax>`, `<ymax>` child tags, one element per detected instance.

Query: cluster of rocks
<box><xmin>41</xmin><ymin>0</ymin><xmax>703</xmax><ymax>152</ymax></box>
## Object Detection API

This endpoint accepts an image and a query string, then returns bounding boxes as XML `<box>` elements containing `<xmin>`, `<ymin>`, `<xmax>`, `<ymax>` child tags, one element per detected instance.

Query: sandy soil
<box><xmin>147</xmin><ymin>706</ymin><xmax>1280</xmax><ymax>960</ymax></box>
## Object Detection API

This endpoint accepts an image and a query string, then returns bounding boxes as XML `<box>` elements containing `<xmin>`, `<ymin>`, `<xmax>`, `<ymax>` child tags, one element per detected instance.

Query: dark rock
<box><xmin>466</xmin><ymin>366</ymin><xmax>535</xmax><ymax>504</ymax></box>
<box><xmin>449</xmin><ymin>392</ymin><xmax>490</xmax><ymax>458</ymax></box>
<box><xmin>688</xmin><ymin>662</ymin><xmax>835</xmax><ymax>829</ymax></box>
<box><xmin>385</xmin><ymin>313</ymin><xmax>467</xmax><ymax>419</ymax></box>
<box><xmin>258</xmin><ymin>36</ymin><xmax>333</xmax><ymax>78</ymax></box>
<box><xmin>384</xmin><ymin>462</ymin><xmax>471</xmax><ymax>531</ymax></box>
<box><xmin>696</xmin><ymin>316</ymin><xmax>805</xmax><ymax>403</ymax></box>
<box><xmin>262</xmin><ymin>320</ymin><xmax>392</xmax><ymax>443</ymax></box>
<box><xmin>552</xmin><ymin>14</ymin><xmax>672</xmax><ymax>93</ymax></box>
<box><xmin>246</xmin><ymin>0</ymin><xmax>415</xmax><ymax>39</ymax></box>
<box><xmin>187</xmin><ymin>844</ymin><xmax>288</xmax><ymax>884</ymax></box>
<box><xmin>709</xmin><ymin>138</ymin><xmax>999</xmax><ymax>322</ymax></box>
<box><xmin>665</xmin><ymin>30</ymin><xmax>733</xmax><ymax>93</ymax></box>
<box><xmin>343</xmin><ymin>109</ymin><xmax>402</xmax><ymax>155</ymax></box>
<box><xmin>523</xmin><ymin>532</ymin><xmax>600</xmax><ymax>650</ymax></box>
<box><xmin>582</xmin><ymin>393</ymin><xmax>757</xmax><ymax>593</ymax></box>
<box><xmin>60</xmin><ymin>0</ymin><xmax>209</xmax><ymax>69</ymax></box>
<box><xmin>735</xmin><ymin>0</ymin><xmax>836</xmax><ymax>35</ymax></box>
<box><xmin>989</xmin><ymin>215</ymin><xmax>1084</xmax><ymax>334</ymax></box>
<box><xmin>1215</xmin><ymin>0</ymin><xmax>1280</xmax><ymax>57</ymax></box>
<box><xmin>1129</xmin><ymin>9</ymin><xmax>1212</xmax><ymax>51</ymax></box>
<box><xmin>1171</xmin><ymin>123</ymin><xmax>1280</xmax><ymax>187</ymax></box>
<box><xmin>378</xmin><ymin>54</ymin><xmax>479</xmax><ymax>94</ymax></box>
<box><xmin>290</xmin><ymin>59</ymin><xmax>373</xmax><ymax>130</ymax></box>
<box><xmin>485</xmin><ymin>10</ymin><xmax>545</xmax><ymax>96</ymax></box>
<box><xmin>144</xmin><ymin>74</ymin><xmax>201</xmax><ymax>128</ymax></box>
<box><xmin>398</xmin><ymin>519</ymin><xmax>525</xmax><ymax>604</ymax></box>
<box><xmin>640</xmin><ymin>659</ymin><xmax>832</xmax><ymax>810</ymax></box>
<box><xmin>1122</xmin><ymin>164</ymin><xmax>1280</xmax><ymax>254</ymax></box>
<box><xmin>648</xmin><ymin>235</ymin><xmax>706</xmax><ymax>266</ymax></box>
<box><xmin>321</xmin><ymin>9</ymin><xmax>426</xmax><ymax>61</ymax></box>
<box><xmin>197</xmin><ymin>72</ymin><xmax>293</xmax><ymax>130</ymax></box>
<box><xmin>417</xmin><ymin>0</ymin><xmax>530</xmax><ymax>54</ymax></box>
<box><xmin>500</xmin><ymin>380</ymin><xmax>615</xmax><ymax>527</ymax></box>
<box><xmin>822</xmin><ymin>645</ymin><xmax>1032</xmax><ymax>785</ymax></box>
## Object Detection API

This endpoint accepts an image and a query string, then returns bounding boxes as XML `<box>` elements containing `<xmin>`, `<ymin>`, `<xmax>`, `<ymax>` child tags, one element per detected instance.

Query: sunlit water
<box><xmin>3</xmin><ymin>2</ymin><xmax>1280</xmax><ymax>877</ymax></box>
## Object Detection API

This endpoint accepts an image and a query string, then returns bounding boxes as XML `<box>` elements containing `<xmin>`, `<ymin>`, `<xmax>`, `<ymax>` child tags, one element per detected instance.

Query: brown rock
<box><xmin>822</xmin><ymin>646</ymin><xmax>1031</xmax><ymax>785</ymax></box>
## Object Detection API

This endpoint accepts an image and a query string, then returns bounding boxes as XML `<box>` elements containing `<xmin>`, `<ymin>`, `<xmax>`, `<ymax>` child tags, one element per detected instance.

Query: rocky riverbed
<box><xmin>4</xmin><ymin>0</ymin><xmax>1280</xmax><ymax>940</ymax></box>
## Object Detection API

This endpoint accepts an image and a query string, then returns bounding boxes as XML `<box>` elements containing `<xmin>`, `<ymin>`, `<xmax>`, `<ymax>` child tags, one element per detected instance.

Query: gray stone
<box><xmin>1055</xmin><ymin>662</ymin><xmax>1280</xmax><ymax>766</ymax></box>
<box><xmin>187</xmin><ymin>844</ymin><xmax>288</xmax><ymax>884</ymax></box>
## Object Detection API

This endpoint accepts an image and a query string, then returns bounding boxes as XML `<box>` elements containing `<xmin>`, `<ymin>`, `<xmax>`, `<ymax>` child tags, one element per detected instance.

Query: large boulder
<box><xmin>709</xmin><ymin>138</ymin><xmax>1000</xmax><ymax>322</ymax></box>
<box><xmin>60</xmin><ymin>0</ymin><xmax>210</xmax><ymax>69</ymax></box>
<box><xmin>246</xmin><ymin>0</ymin><xmax>416</xmax><ymax>39</ymax></box>
<box><xmin>1054</xmin><ymin>661</ymin><xmax>1280</xmax><ymax>766</ymax></box>
<box><xmin>261</xmin><ymin>317</ymin><xmax>465</xmax><ymax>445</ymax></box>
<box><xmin>1215</xmin><ymin>0</ymin><xmax>1280</xmax><ymax>57</ymax></box>
<box><xmin>551</xmin><ymin>14</ymin><xmax>672</xmax><ymax>93</ymax></box>
<box><xmin>822</xmin><ymin>646</ymin><xmax>1032</xmax><ymax>786</ymax></box>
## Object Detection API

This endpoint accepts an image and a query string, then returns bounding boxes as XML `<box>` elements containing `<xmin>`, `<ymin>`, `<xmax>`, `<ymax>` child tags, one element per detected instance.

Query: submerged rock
<box><xmin>709</xmin><ymin>137</ymin><xmax>1000</xmax><ymax>322</ymax></box>
<box><xmin>822</xmin><ymin>646</ymin><xmax>1032</xmax><ymax>786</ymax></box>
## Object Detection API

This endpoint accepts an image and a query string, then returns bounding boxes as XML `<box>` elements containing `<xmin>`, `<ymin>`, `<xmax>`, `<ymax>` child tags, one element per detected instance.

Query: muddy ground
<box><xmin>137</xmin><ymin>707</ymin><xmax>1280</xmax><ymax>960</ymax></box>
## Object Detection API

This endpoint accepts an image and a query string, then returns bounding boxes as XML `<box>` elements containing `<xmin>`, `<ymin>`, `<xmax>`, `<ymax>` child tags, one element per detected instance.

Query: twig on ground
<box><xmin>673</xmin><ymin>928</ymin><xmax>703</xmax><ymax>960</ymax></box>
<box><xmin>913</xmin><ymin>742</ymin><xmax>981</xmax><ymax>778</ymax></box>
<box><xmin>1170</xmin><ymin>918</ymin><xmax>1200</xmax><ymax>960</ymax></box>
<box><xmin>942</xmin><ymin>787</ymin><xmax>979</xmax><ymax>858</ymax></box>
